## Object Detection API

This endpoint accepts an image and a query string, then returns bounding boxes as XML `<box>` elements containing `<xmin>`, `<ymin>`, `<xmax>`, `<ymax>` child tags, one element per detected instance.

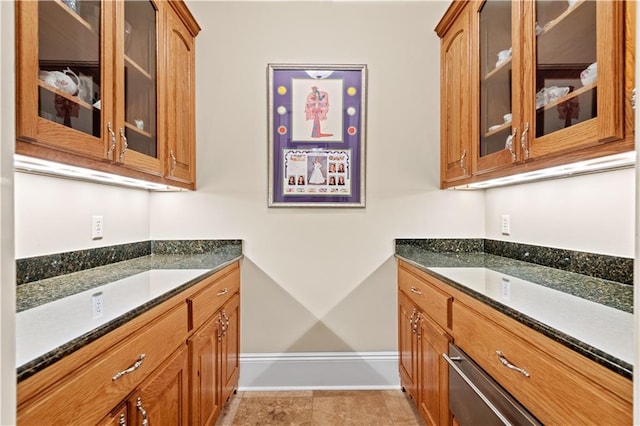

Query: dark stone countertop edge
<box><xmin>396</xmin><ymin>255</ymin><xmax>633</xmax><ymax>380</ymax></box>
<box><xmin>16</xmin><ymin>254</ymin><xmax>243</xmax><ymax>383</ymax></box>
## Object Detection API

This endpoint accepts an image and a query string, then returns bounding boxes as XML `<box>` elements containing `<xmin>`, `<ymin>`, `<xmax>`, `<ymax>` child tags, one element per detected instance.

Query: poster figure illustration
<box><xmin>305</xmin><ymin>86</ymin><xmax>333</xmax><ymax>138</ymax></box>
<box><xmin>291</xmin><ymin>78</ymin><xmax>343</xmax><ymax>142</ymax></box>
<box><xmin>308</xmin><ymin>156</ymin><xmax>326</xmax><ymax>184</ymax></box>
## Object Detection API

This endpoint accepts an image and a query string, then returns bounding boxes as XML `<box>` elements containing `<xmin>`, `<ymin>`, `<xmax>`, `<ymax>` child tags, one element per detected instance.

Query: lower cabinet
<box><xmin>397</xmin><ymin>260</ymin><xmax>632</xmax><ymax>426</ymax></box>
<box><xmin>398</xmin><ymin>266</ymin><xmax>453</xmax><ymax>426</ymax></box>
<box><xmin>17</xmin><ymin>261</ymin><xmax>241</xmax><ymax>426</ymax></box>
<box><xmin>188</xmin><ymin>292</ymin><xmax>240</xmax><ymax>426</ymax></box>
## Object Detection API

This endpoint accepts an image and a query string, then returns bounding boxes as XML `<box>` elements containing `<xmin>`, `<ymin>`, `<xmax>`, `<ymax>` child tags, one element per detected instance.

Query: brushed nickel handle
<box><xmin>136</xmin><ymin>397</ymin><xmax>149</xmax><ymax>426</ymax></box>
<box><xmin>413</xmin><ymin>313</ymin><xmax>421</xmax><ymax>336</ymax></box>
<box><xmin>118</xmin><ymin>413</ymin><xmax>126</xmax><ymax>426</ymax></box>
<box><xmin>112</xmin><ymin>354</ymin><xmax>145</xmax><ymax>381</ymax></box>
<box><xmin>631</xmin><ymin>88</ymin><xmax>636</xmax><ymax>110</ymax></box>
<box><xmin>459</xmin><ymin>149</ymin><xmax>467</xmax><ymax>175</ymax></box>
<box><xmin>223</xmin><ymin>311</ymin><xmax>230</xmax><ymax>334</ymax></box>
<box><xmin>509</xmin><ymin>127</ymin><xmax>517</xmax><ymax>162</ymax></box>
<box><xmin>410</xmin><ymin>287</ymin><xmax>423</xmax><ymax>296</ymax></box>
<box><xmin>170</xmin><ymin>151</ymin><xmax>177</xmax><ymax>174</ymax></box>
<box><xmin>107</xmin><ymin>122</ymin><xmax>117</xmax><ymax>159</ymax></box>
<box><xmin>496</xmin><ymin>350</ymin><xmax>530</xmax><ymax>377</ymax></box>
<box><xmin>217</xmin><ymin>288</ymin><xmax>229</xmax><ymax>297</ymax></box>
<box><xmin>118</xmin><ymin>127</ymin><xmax>128</xmax><ymax>162</ymax></box>
<box><xmin>520</xmin><ymin>122</ymin><xmax>530</xmax><ymax>160</ymax></box>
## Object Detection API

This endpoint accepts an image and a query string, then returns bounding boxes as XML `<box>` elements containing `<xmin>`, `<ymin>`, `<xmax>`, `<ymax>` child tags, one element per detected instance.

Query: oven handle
<box><xmin>443</xmin><ymin>352</ymin><xmax>514</xmax><ymax>426</ymax></box>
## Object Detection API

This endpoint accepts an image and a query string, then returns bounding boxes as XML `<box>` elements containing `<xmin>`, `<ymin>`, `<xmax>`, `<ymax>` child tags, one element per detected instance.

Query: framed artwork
<box><xmin>268</xmin><ymin>64</ymin><xmax>367</xmax><ymax>207</ymax></box>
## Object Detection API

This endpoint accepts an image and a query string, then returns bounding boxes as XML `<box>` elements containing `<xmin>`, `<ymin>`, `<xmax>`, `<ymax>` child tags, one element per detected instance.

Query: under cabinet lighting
<box><xmin>14</xmin><ymin>154</ymin><xmax>185</xmax><ymax>191</ymax></box>
<box><xmin>452</xmin><ymin>152</ymin><xmax>636</xmax><ymax>190</ymax></box>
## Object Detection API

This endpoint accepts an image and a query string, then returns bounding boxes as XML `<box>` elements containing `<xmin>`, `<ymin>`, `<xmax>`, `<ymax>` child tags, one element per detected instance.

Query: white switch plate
<box><xmin>92</xmin><ymin>292</ymin><xmax>104</xmax><ymax>319</ymax></box>
<box><xmin>92</xmin><ymin>215</ymin><xmax>104</xmax><ymax>239</ymax></box>
<box><xmin>501</xmin><ymin>214</ymin><xmax>510</xmax><ymax>235</ymax></box>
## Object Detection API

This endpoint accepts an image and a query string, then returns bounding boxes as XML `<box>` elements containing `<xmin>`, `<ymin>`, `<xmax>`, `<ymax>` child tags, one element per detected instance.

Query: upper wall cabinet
<box><xmin>16</xmin><ymin>0</ymin><xmax>200</xmax><ymax>190</ymax></box>
<box><xmin>436</xmin><ymin>0</ymin><xmax>635</xmax><ymax>189</ymax></box>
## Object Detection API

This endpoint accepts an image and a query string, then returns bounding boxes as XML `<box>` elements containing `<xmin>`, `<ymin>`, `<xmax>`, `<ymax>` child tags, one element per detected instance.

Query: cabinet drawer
<box><xmin>188</xmin><ymin>266</ymin><xmax>240</xmax><ymax>332</ymax></box>
<box><xmin>18</xmin><ymin>303</ymin><xmax>188</xmax><ymax>425</ymax></box>
<box><xmin>453</xmin><ymin>301</ymin><xmax>631</xmax><ymax>425</ymax></box>
<box><xmin>399</xmin><ymin>267</ymin><xmax>452</xmax><ymax>330</ymax></box>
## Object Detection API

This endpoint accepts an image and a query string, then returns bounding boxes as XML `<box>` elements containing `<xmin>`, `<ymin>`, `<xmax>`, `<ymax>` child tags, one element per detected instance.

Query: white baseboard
<box><xmin>238</xmin><ymin>351</ymin><xmax>401</xmax><ymax>391</ymax></box>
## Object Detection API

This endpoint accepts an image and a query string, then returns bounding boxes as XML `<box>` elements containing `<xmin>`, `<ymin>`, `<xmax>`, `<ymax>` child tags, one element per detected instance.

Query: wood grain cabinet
<box><xmin>187</xmin><ymin>266</ymin><xmax>241</xmax><ymax>426</ymax></box>
<box><xmin>17</xmin><ymin>261</ymin><xmax>241</xmax><ymax>426</ymax></box>
<box><xmin>397</xmin><ymin>260</ymin><xmax>633</xmax><ymax>425</ymax></box>
<box><xmin>398</xmin><ymin>264</ymin><xmax>453</xmax><ymax>426</ymax></box>
<box><xmin>435</xmin><ymin>0</ymin><xmax>635</xmax><ymax>188</ymax></box>
<box><xmin>16</xmin><ymin>0</ymin><xmax>200</xmax><ymax>190</ymax></box>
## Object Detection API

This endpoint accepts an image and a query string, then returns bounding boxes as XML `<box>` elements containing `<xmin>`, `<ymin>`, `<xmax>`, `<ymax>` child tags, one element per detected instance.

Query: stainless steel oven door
<box><xmin>444</xmin><ymin>344</ymin><xmax>542</xmax><ymax>426</ymax></box>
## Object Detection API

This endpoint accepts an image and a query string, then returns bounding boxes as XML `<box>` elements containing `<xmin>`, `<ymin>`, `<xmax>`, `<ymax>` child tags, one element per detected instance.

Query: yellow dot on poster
<box><xmin>347</xmin><ymin>87</ymin><xmax>357</xmax><ymax>96</ymax></box>
<box><xmin>277</xmin><ymin>86</ymin><xmax>287</xmax><ymax>95</ymax></box>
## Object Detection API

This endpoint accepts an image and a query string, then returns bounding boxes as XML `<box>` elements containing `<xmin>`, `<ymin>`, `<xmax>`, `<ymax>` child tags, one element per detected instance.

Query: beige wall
<box><xmin>150</xmin><ymin>0</ymin><xmax>486</xmax><ymax>353</ymax></box>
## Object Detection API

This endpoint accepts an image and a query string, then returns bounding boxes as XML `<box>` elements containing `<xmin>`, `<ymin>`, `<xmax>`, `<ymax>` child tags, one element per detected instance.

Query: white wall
<box><xmin>1</xmin><ymin>1</ymin><xmax>16</xmax><ymax>423</ymax></box>
<box><xmin>150</xmin><ymin>0</ymin><xmax>485</xmax><ymax>354</ymax></box>
<box><xmin>14</xmin><ymin>173</ymin><xmax>151</xmax><ymax>258</ymax></box>
<box><xmin>485</xmin><ymin>168</ymin><xmax>635</xmax><ymax>257</ymax></box>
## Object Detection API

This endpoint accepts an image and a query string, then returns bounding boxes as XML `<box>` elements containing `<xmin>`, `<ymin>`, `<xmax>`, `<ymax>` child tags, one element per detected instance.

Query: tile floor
<box><xmin>215</xmin><ymin>390</ymin><xmax>425</xmax><ymax>425</ymax></box>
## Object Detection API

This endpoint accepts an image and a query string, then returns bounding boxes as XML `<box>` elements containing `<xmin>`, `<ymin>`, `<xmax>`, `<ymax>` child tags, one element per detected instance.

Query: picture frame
<box><xmin>268</xmin><ymin>64</ymin><xmax>367</xmax><ymax>207</ymax></box>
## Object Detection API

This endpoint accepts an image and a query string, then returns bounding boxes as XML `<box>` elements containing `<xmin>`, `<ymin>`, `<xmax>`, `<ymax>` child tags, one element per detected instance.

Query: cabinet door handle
<box><xmin>118</xmin><ymin>413</ymin><xmax>126</xmax><ymax>426</ymax></box>
<box><xmin>495</xmin><ymin>350</ymin><xmax>530</xmax><ymax>377</ymax></box>
<box><xmin>119</xmin><ymin>128</ymin><xmax>128</xmax><ymax>162</ymax></box>
<box><xmin>520</xmin><ymin>122</ymin><xmax>530</xmax><ymax>160</ymax></box>
<box><xmin>136</xmin><ymin>397</ymin><xmax>149</xmax><ymax>426</ymax></box>
<box><xmin>112</xmin><ymin>354</ymin><xmax>145</xmax><ymax>381</ymax></box>
<box><xmin>217</xmin><ymin>288</ymin><xmax>228</xmax><ymax>297</ymax></box>
<box><xmin>459</xmin><ymin>149</ymin><xmax>467</xmax><ymax>175</ymax></box>
<box><xmin>107</xmin><ymin>122</ymin><xmax>117</xmax><ymax>160</ymax></box>
<box><xmin>170</xmin><ymin>151</ymin><xmax>177</xmax><ymax>174</ymax></box>
<box><xmin>509</xmin><ymin>127</ymin><xmax>517</xmax><ymax>162</ymax></box>
<box><xmin>631</xmin><ymin>88</ymin><xmax>636</xmax><ymax>110</ymax></box>
<box><xmin>410</xmin><ymin>287</ymin><xmax>423</xmax><ymax>296</ymax></box>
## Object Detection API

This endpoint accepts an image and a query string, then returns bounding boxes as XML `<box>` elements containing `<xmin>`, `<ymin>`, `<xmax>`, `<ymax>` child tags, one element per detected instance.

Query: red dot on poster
<box><xmin>278</xmin><ymin>126</ymin><xmax>287</xmax><ymax>135</ymax></box>
<box><xmin>348</xmin><ymin>127</ymin><xmax>357</xmax><ymax>135</ymax></box>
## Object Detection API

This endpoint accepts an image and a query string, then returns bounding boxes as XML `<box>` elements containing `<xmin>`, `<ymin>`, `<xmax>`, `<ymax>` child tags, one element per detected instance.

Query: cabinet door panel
<box><xmin>473</xmin><ymin>0</ymin><xmax>518</xmax><ymax>175</ymax></box>
<box><xmin>220</xmin><ymin>294</ymin><xmax>240</xmax><ymax>406</ymax></box>
<box><xmin>132</xmin><ymin>345</ymin><xmax>189</xmax><ymax>426</ymax></box>
<box><xmin>115</xmin><ymin>0</ymin><xmax>163</xmax><ymax>174</ymax></box>
<box><xmin>418</xmin><ymin>315</ymin><xmax>452</xmax><ymax>426</ymax></box>
<box><xmin>440</xmin><ymin>4</ymin><xmax>472</xmax><ymax>186</ymax></box>
<box><xmin>165</xmin><ymin>9</ymin><xmax>196</xmax><ymax>186</ymax></box>
<box><xmin>189</xmin><ymin>316</ymin><xmax>221</xmax><ymax>426</ymax></box>
<box><xmin>527</xmin><ymin>0</ymin><xmax>624</xmax><ymax>158</ymax></box>
<box><xmin>16</xmin><ymin>0</ymin><xmax>111</xmax><ymax>160</ymax></box>
<box><xmin>398</xmin><ymin>291</ymin><xmax>419</xmax><ymax>401</ymax></box>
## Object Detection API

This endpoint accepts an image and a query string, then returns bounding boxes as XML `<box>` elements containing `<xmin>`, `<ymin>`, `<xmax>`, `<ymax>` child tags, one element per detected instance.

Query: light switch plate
<box><xmin>92</xmin><ymin>292</ymin><xmax>104</xmax><ymax>319</ymax></box>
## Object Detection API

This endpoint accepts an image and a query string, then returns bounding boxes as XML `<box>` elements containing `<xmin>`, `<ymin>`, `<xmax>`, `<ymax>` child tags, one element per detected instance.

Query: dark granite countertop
<box><xmin>16</xmin><ymin>240</ymin><xmax>243</xmax><ymax>382</ymax></box>
<box><xmin>395</xmin><ymin>239</ymin><xmax>633</xmax><ymax>379</ymax></box>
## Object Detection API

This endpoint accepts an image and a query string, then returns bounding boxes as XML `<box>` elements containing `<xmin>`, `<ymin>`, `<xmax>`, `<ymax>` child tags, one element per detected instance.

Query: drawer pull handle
<box><xmin>112</xmin><ymin>354</ymin><xmax>146</xmax><ymax>381</ymax></box>
<box><xmin>410</xmin><ymin>287</ymin><xmax>423</xmax><ymax>296</ymax></box>
<box><xmin>217</xmin><ymin>288</ymin><xmax>229</xmax><ymax>296</ymax></box>
<box><xmin>496</xmin><ymin>351</ymin><xmax>530</xmax><ymax>377</ymax></box>
<box><xmin>136</xmin><ymin>397</ymin><xmax>149</xmax><ymax>426</ymax></box>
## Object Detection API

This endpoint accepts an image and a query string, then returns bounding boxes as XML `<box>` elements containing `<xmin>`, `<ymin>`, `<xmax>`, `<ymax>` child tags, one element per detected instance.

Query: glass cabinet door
<box><xmin>475</xmin><ymin>0</ymin><xmax>517</xmax><ymax>174</ymax></box>
<box><xmin>527</xmin><ymin>0</ymin><xmax>623</xmax><ymax>158</ymax></box>
<box><xmin>37</xmin><ymin>0</ymin><xmax>103</xmax><ymax>142</ymax></box>
<box><xmin>118</xmin><ymin>0</ymin><xmax>159</xmax><ymax>168</ymax></box>
<box><xmin>534</xmin><ymin>1</ymin><xmax>596</xmax><ymax>138</ymax></box>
